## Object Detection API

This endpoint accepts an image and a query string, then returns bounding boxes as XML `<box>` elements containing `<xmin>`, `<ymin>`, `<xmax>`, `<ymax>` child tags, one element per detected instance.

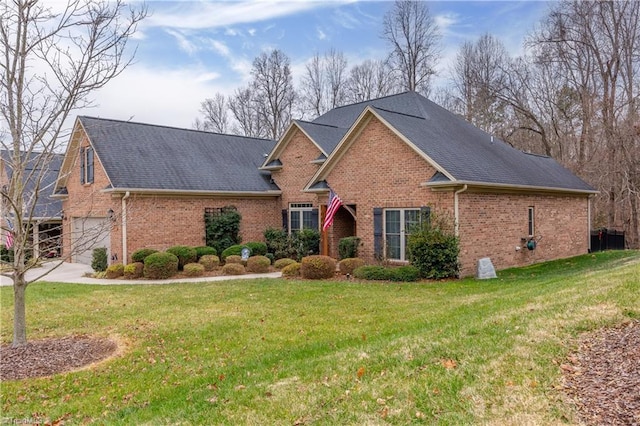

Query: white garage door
<box><xmin>71</xmin><ymin>217</ymin><xmax>111</xmax><ymax>265</ymax></box>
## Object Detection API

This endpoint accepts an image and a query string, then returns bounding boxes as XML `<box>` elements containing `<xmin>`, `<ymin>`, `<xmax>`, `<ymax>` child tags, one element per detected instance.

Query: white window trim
<box><xmin>383</xmin><ymin>208</ymin><xmax>420</xmax><ymax>261</ymax></box>
<box><xmin>289</xmin><ymin>203</ymin><xmax>313</xmax><ymax>234</ymax></box>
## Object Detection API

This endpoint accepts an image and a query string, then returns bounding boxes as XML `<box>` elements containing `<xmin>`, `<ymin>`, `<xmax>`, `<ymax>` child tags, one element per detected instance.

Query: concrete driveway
<box><xmin>0</xmin><ymin>261</ymin><xmax>281</xmax><ymax>286</ymax></box>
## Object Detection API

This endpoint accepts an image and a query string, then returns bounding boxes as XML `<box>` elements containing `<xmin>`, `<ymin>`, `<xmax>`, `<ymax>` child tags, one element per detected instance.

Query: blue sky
<box><xmin>83</xmin><ymin>1</ymin><xmax>550</xmax><ymax>129</ymax></box>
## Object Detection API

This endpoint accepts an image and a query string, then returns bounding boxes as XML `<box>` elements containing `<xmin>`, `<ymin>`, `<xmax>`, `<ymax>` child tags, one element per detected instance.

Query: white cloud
<box><xmin>435</xmin><ymin>12</ymin><xmax>459</xmax><ymax>36</ymax></box>
<box><xmin>316</xmin><ymin>27</ymin><xmax>327</xmax><ymax>40</ymax></box>
<box><xmin>165</xmin><ymin>29</ymin><xmax>199</xmax><ymax>55</ymax></box>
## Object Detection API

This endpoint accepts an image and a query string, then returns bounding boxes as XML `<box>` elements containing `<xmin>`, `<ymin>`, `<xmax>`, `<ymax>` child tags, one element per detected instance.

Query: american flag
<box><xmin>5</xmin><ymin>219</ymin><xmax>14</xmax><ymax>249</ymax></box>
<box><xmin>322</xmin><ymin>189</ymin><xmax>343</xmax><ymax>231</ymax></box>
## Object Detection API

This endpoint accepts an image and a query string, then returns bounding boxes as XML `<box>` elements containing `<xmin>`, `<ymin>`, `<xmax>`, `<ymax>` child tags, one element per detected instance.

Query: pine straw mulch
<box><xmin>562</xmin><ymin>319</ymin><xmax>640</xmax><ymax>425</ymax></box>
<box><xmin>1</xmin><ymin>320</ymin><xmax>638</xmax><ymax>426</ymax></box>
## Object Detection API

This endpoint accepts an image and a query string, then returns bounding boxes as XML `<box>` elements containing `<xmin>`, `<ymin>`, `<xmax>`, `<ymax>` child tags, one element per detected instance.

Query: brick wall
<box><xmin>62</xmin><ymin>132</ymin><xmax>280</xmax><ymax>264</ymax></box>
<box><xmin>457</xmin><ymin>191</ymin><xmax>590</xmax><ymax>276</ymax></box>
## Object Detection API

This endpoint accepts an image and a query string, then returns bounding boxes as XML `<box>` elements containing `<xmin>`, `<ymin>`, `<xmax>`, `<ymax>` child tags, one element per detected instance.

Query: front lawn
<box><xmin>1</xmin><ymin>251</ymin><xmax>639</xmax><ymax>424</ymax></box>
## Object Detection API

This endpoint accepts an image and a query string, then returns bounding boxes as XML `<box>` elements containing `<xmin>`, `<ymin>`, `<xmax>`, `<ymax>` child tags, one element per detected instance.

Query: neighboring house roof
<box><xmin>57</xmin><ymin>116</ymin><xmax>281</xmax><ymax>195</ymax></box>
<box><xmin>1</xmin><ymin>150</ymin><xmax>63</xmax><ymax>219</ymax></box>
<box><xmin>303</xmin><ymin>91</ymin><xmax>596</xmax><ymax>194</ymax></box>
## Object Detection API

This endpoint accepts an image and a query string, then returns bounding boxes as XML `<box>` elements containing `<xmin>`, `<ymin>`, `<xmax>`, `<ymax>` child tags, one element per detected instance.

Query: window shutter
<box><xmin>311</xmin><ymin>208</ymin><xmax>319</xmax><ymax>230</ymax></box>
<box><xmin>87</xmin><ymin>147</ymin><xmax>94</xmax><ymax>183</ymax></box>
<box><xmin>80</xmin><ymin>147</ymin><xmax>85</xmax><ymax>184</ymax></box>
<box><xmin>420</xmin><ymin>206</ymin><xmax>431</xmax><ymax>224</ymax></box>
<box><xmin>282</xmin><ymin>209</ymin><xmax>288</xmax><ymax>231</ymax></box>
<box><xmin>373</xmin><ymin>207</ymin><xmax>383</xmax><ymax>259</ymax></box>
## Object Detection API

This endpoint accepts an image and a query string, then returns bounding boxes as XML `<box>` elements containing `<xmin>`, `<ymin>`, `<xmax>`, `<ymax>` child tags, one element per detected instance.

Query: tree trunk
<box><xmin>12</xmin><ymin>275</ymin><xmax>28</xmax><ymax>347</ymax></box>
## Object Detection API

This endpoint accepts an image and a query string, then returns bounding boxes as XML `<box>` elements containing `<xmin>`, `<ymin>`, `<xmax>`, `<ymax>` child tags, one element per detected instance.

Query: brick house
<box><xmin>54</xmin><ymin>92</ymin><xmax>597</xmax><ymax>276</ymax></box>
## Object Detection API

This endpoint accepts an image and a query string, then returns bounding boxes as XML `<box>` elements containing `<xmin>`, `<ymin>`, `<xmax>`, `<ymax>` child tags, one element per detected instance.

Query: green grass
<box><xmin>1</xmin><ymin>250</ymin><xmax>639</xmax><ymax>425</ymax></box>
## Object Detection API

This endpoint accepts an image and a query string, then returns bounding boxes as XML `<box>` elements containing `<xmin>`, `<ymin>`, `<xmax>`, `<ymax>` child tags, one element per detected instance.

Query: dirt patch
<box><xmin>562</xmin><ymin>320</ymin><xmax>640</xmax><ymax>425</ymax></box>
<box><xmin>0</xmin><ymin>335</ymin><xmax>118</xmax><ymax>381</ymax></box>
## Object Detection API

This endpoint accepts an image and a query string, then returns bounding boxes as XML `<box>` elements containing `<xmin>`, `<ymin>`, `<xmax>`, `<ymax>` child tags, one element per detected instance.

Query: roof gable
<box><xmin>64</xmin><ymin>116</ymin><xmax>280</xmax><ymax>194</ymax></box>
<box><xmin>260</xmin><ymin>121</ymin><xmax>329</xmax><ymax>170</ymax></box>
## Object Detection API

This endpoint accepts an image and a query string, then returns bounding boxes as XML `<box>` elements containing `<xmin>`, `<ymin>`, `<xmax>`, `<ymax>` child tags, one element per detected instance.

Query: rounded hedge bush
<box><xmin>184</xmin><ymin>262</ymin><xmax>205</xmax><ymax>277</ymax></box>
<box><xmin>194</xmin><ymin>246</ymin><xmax>217</xmax><ymax>259</ymax></box>
<box><xmin>166</xmin><ymin>245</ymin><xmax>198</xmax><ymax>270</ymax></box>
<box><xmin>198</xmin><ymin>255</ymin><xmax>220</xmax><ymax>271</ymax></box>
<box><xmin>244</xmin><ymin>241</ymin><xmax>267</xmax><ymax>256</ymax></box>
<box><xmin>300</xmin><ymin>255</ymin><xmax>336</xmax><ymax>279</ymax></box>
<box><xmin>246</xmin><ymin>255</ymin><xmax>270</xmax><ymax>273</ymax></box>
<box><xmin>105</xmin><ymin>263</ymin><xmax>124</xmax><ymax>279</ymax></box>
<box><xmin>222</xmin><ymin>263</ymin><xmax>246</xmax><ymax>275</ymax></box>
<box><xmin>220</xmin><ymin>244</ymin><xmax>243</xmax><ymax>260</ymax></box>
<box><xmin>338</xmin><ymin>258</ymin><xmax>365</xmax><ymax>275</ymax></box>
<box><xmin>144</xmin><ymin>252</ymin><xmax>179</xmax><ymax>279</ymax></box>
<box><xmin>131</xmin><ymin>248</ymin><xmax>159</xmax><ymax>263</ymax></box>
<box><xmin>274</xmin><ymin>258</ymin><xmax>297</xmax><ymax>270</ymax></box>
<box><xmin>281</xmin><ymin>262</ymin><xmax>301</xmax><ymax>277</ymax></box>
<box><xmin>352</xmin><ymin>265</ymin><xmax>420</xmax><ymax>282</ymax></box>
<box><xmin>225</xmin><ymin>255</ymin><xmax>244</xmax><ymax>265</ymax></box>
<box><xmin>123</xmin><ymin>262</ymin><xmax>143</xmax><ymax>279</ymax></box>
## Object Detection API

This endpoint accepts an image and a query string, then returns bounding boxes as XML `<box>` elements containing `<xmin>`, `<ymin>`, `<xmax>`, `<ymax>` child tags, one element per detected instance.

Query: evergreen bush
<box><xmin>338</xmin><ymin>258</ymin><xmax>365</xmax><ymax>275</ymax></box>
<box><xmin>300</xmin><ymin>255</ymin><xmax>336</xmax><ymax>279</ymax></box>
<box><xmin>105</xmin><ymin>263</ymin><xmax>124</xmax><ymax>279</ymax></box>
<box><xmin>221</xmin><ymin>244</ymin><xmax>243</xmax><ymax>260</ymax></box>
<box><xmin>131</xmin><ymin>248</ymin><xmax>158</xmax><ymax>263</ymax></box>
<box><xmin>338</xmin><ymin>237</ymin><xmax>361</xmax><ymax>260</ymax></box>
<box><xmin>166</xmin><ymin>245</ymin><xmax>197</xmax><ymax>270</ymax></box>
<box><xmin>246</xmin><ymin>255</ymin><xmax>271</xmax><ymax>273</ymax></box>
<box><xmin>184</xmin><ymin>262</ymin><xmax>205</xmax><ymax>277</ymax></box>
<box><xmin>205</xmin><ymin>206</ymin><xmax>241</xmax><ymax>255</ymax></box>
<box><xmin>91</xmin><ymin>247</ymin><xmax>108</xmax><ymax>272</ymax></box>
<box><xmin>274</xmin><ymin>258</ymin><xmax>297</xmax><ymax>270</ymax></box>
<box><xmin>123</xmin><ymin>262</ymin><xmax>144</xmax><ymax>279</ymax></box>
<box><xmin>352</xmin><ymin>265</ymin><xmax>420</xmax><ymax>282</ymax></box>
<box><xmin>143</xmin><ymin>252</ymin><xmax>179</xmax><ymax>279</ymax></box>
<box><xmin>194</xmin><ymin>246</ymin><xmax>217</xmax><ymax>259</ymax></box>
<box><xmin>244</xmin><ymin>242</ymin><xmax>267</xmax><ymax>256</ymax></box>
<box><xmin>225</xmin><ymin>254</ymin><xmax>244</xmax><ymax>265</ymax></box>
<box><xmin>198</xmin><ymin>255</ymin><xmax>220</xmax><ymax>271</ymax></box>
<box><xmin>281</xmin><ymin>262</ymin><xmax>301</xmax><ymax>277</ymax></box>
<box><xmin>222</xmin><ymin>263</ymin><xmax>245</xmax><ymax>275</ymax></box>
<box><xmin>407</xmin><ymin>212</ymin><xmax>460</xmax><ymax>279</ymax></box>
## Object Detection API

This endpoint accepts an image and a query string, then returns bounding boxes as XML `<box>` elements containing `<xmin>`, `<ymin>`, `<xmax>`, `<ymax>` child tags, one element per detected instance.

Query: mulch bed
<box><xmin>562</xmin><ymin>320</ymin><xmax>640</xmax><ymax>425</ymax></box>
<box><xmin>0</xmin><ymin>335</ymin><xmax>117</xmax><ymax>381</ymax></box>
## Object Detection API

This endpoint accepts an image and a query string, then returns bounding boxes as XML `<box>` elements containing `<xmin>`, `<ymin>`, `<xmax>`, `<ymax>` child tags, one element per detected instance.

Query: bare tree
<box><xmin>345</xmin><ymin>59</ymin><xmax>400</xmax><ymax>103</ymax></box>
<box><xmin>382</xmin><ymin>0</ymin><xmax>441</xmax><ymax>96</ymax></box>
<box><xmin>251</xmin><ymin>49</ymin><xmax>296</xmax><ymax>140</ymax></box>
<box><xmin>299</xmin><ymin>49</ymin><xmax>348</xmax><ymax>118</ymax></box>
<box><xmin>0</xmin><ymin>0</ymin><xmax>146</xmax><ymax>346</ymax></box>
<box><xmin>228</xmin><ymin>86</ymin><xmax>266</xmax><ymax>138</ymax></box>
<box><xmin>194</xmin><ymin>93</ymin><xmax>228</xmax><ymax>133</ymax></box>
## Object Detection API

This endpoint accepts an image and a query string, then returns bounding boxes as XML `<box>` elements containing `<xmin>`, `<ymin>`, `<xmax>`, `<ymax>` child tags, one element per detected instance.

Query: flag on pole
<box><xmin>322</xmin><ymin>189</ymin><xmax>343</xmax><ymax>231</ymax></box>
<box><xmin>5</xmin><ymin>219</ymin><xmax>14</xmax><ymax>249</ymax></box>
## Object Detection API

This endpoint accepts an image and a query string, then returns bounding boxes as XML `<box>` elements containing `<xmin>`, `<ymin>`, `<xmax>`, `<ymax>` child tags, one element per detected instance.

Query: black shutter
<box><xmin>373</xmin><ymin>207</ymin><xmax>383</xmax><ymax>259</ymax></box>
<box><xmin>282</xmin><ymin>209</ymin><xmax>288</xmax><ymax>232</ymax></box>
<box><xmin>311</xmin><ymin>208</ymin><xmax>319</xmax><ymax>230</ymax></box>
<box><xmin>87</xmin><ymin>147</ymin><xmax>94</xmax><ymax>183</ymax></box>
<box><xmin>80</xmin><ymin>147</ymin><xmax>85</xmax><ymax>184</ymax></box>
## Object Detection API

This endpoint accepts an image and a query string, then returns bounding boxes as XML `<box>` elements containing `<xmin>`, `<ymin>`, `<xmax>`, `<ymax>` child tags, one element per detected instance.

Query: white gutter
<box><xmin>423</xmin><ymin>180</ymin><xmax>599</xmax><ymax>195</ymax></box>
<box><xmin>588</xmin><ymin>194</ymin><xmax>593</xmax><ymax>252</ymax></box>
<box><xmin>454</xmin><ymin>185</ymin><xmax>468</xmax><ymax>237</ymax></box>
<box><xmin>122</xmin><ymin>191</ymin><xmax>130</xmax><ymax>263</ymax></box>
<box><xmin>101</xmin><ymin>188</ymin><xmax>282</xmax><ymax>197</ymax></box>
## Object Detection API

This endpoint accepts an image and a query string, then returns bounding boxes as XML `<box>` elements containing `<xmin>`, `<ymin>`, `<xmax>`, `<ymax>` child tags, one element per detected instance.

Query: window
<box><xmin>384</xmin><ymin>208</ymin><xmax>421</xmax><ymax>261</ymax></box>
<box><xmin>528</xmin><ymin>206</ymin><xmax>535</xmax><ymax>236</ymax></box>
<box><xmin>80</xmin><ymin>146</ymin><xmax>94</xmax><ymax>184</ymax></box>
<box><xmin>289</xmin><ymin>203</ymin><xmax>317</xmax><ymax>234</ymax></box>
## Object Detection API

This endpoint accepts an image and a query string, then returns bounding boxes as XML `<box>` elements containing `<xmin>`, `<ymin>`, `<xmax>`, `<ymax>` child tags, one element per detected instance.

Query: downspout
<box><xmin>588</xmin><ymin>194</ymin><xmax>593</xmax><ymax>252</ymax></box>
<box><xmin>454</xmin><ymin>185</ymin><xmax>468</xmax><ymax>237</ymax></box>
<box><xmin>121</xmin><ymin>191</ymin><xmax>130</xmax><ymax>263</ymax></box>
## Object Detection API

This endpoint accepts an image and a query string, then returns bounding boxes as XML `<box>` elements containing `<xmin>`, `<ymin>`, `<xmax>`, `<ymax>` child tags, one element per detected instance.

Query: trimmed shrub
<box><xmin>407</xmin><ymin>213</ymin><xmax>460</xmax><ymax>279</ymax></box>
<box><xmin>296</xmin><ymin>229</ymin><xmax>320</xmax><ymax>259</ymax></box>
<box><xmin>352</xmin><ymin>265</ymin><xmax>421</xmax><ymax>282</ymax></box>
<box><xmin>264</xmin><ymin>227</ymin><xmax>292</xmax><ymax>260</ymax></box>
<box><xmin>339</xmin><ymin>258</ymin><xmax>365</xmax><ymax>275</ymax></box>
<box><xmin>225</xmin><ymin>255</ymin><xmax>244</xmax><ymax>265</ymax></box>
<box><xmin>281</xmin><ymin>262</ymin><xmax>301</xmax><ymax>277</ymax></box>
<box><xmin>194</xmin><ymin>246</ymin><xmax>217</xmax><ymax>259</ymax></box>
<box><xmin>265</xmin><ymin>253</ymin><xmax>275</xmax><ymax>265</ymax></box>
<box><xmin>123</xmin><ymin>262</ymin><xmax>144</xmax><ymax>279</ymax></box>
<box><xmin>91</xmin><ymin>247</ymin><xmax>108</xmax><ymax>272</ymax></box>
<box><xmin>199</xmin><ymin>255</ymin><xmax>220</xmax><ymax>271</ymax></box>
<box><xmin>338</xmin><ymin>237</ymin><xmax>361</xmax><ymax>260</ymax></box>
<box><xmin>221</xmin><ymin>244</ymin><xmax>243</xmax><ymax>260</ymax></box>
<box><xmin>184</xmin><ymin>262</ymin><xmax>205</xmax><ymax>277</ymax></box>
<box><xmin>274</xmin><ymin>258</ymin><xmax>297</xmax><ymax>270</ymax></box>
<box><xmin>144</xmin><ymin>252</ymin><xmax>179</xmax><ymax>279</ymax></box>
<box><xmin>300</xmin><ymin>255</ymin><xmax>336</xmax><ymax>279</ymax></box>
<box><xmin>246</xmin><ymin>255</ymin><xmax>270</xmax><ymax>273</ymax></box>
<box><xmin>244</xmin><ymin>242</ymin><xmax>267</xmax><ymax>256</ymax></box>
<box><xmin>166</xmin><ymin>246</ymin><xmax>198</xmax><ymax>270</ymax></box>
<box><xmin>222</xmin><ymin>263</ymin><xmax>245</xmax><ymax>275</ymax></box>
<box><xmin>105</xmin><ymin>263</ymin><xmax>124</xmax><ymax>279</ymax></box>
<box><xmin>131</xmin><ymin>248</ymin><xmax>158</xmax><ymax>263</ymax></box>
